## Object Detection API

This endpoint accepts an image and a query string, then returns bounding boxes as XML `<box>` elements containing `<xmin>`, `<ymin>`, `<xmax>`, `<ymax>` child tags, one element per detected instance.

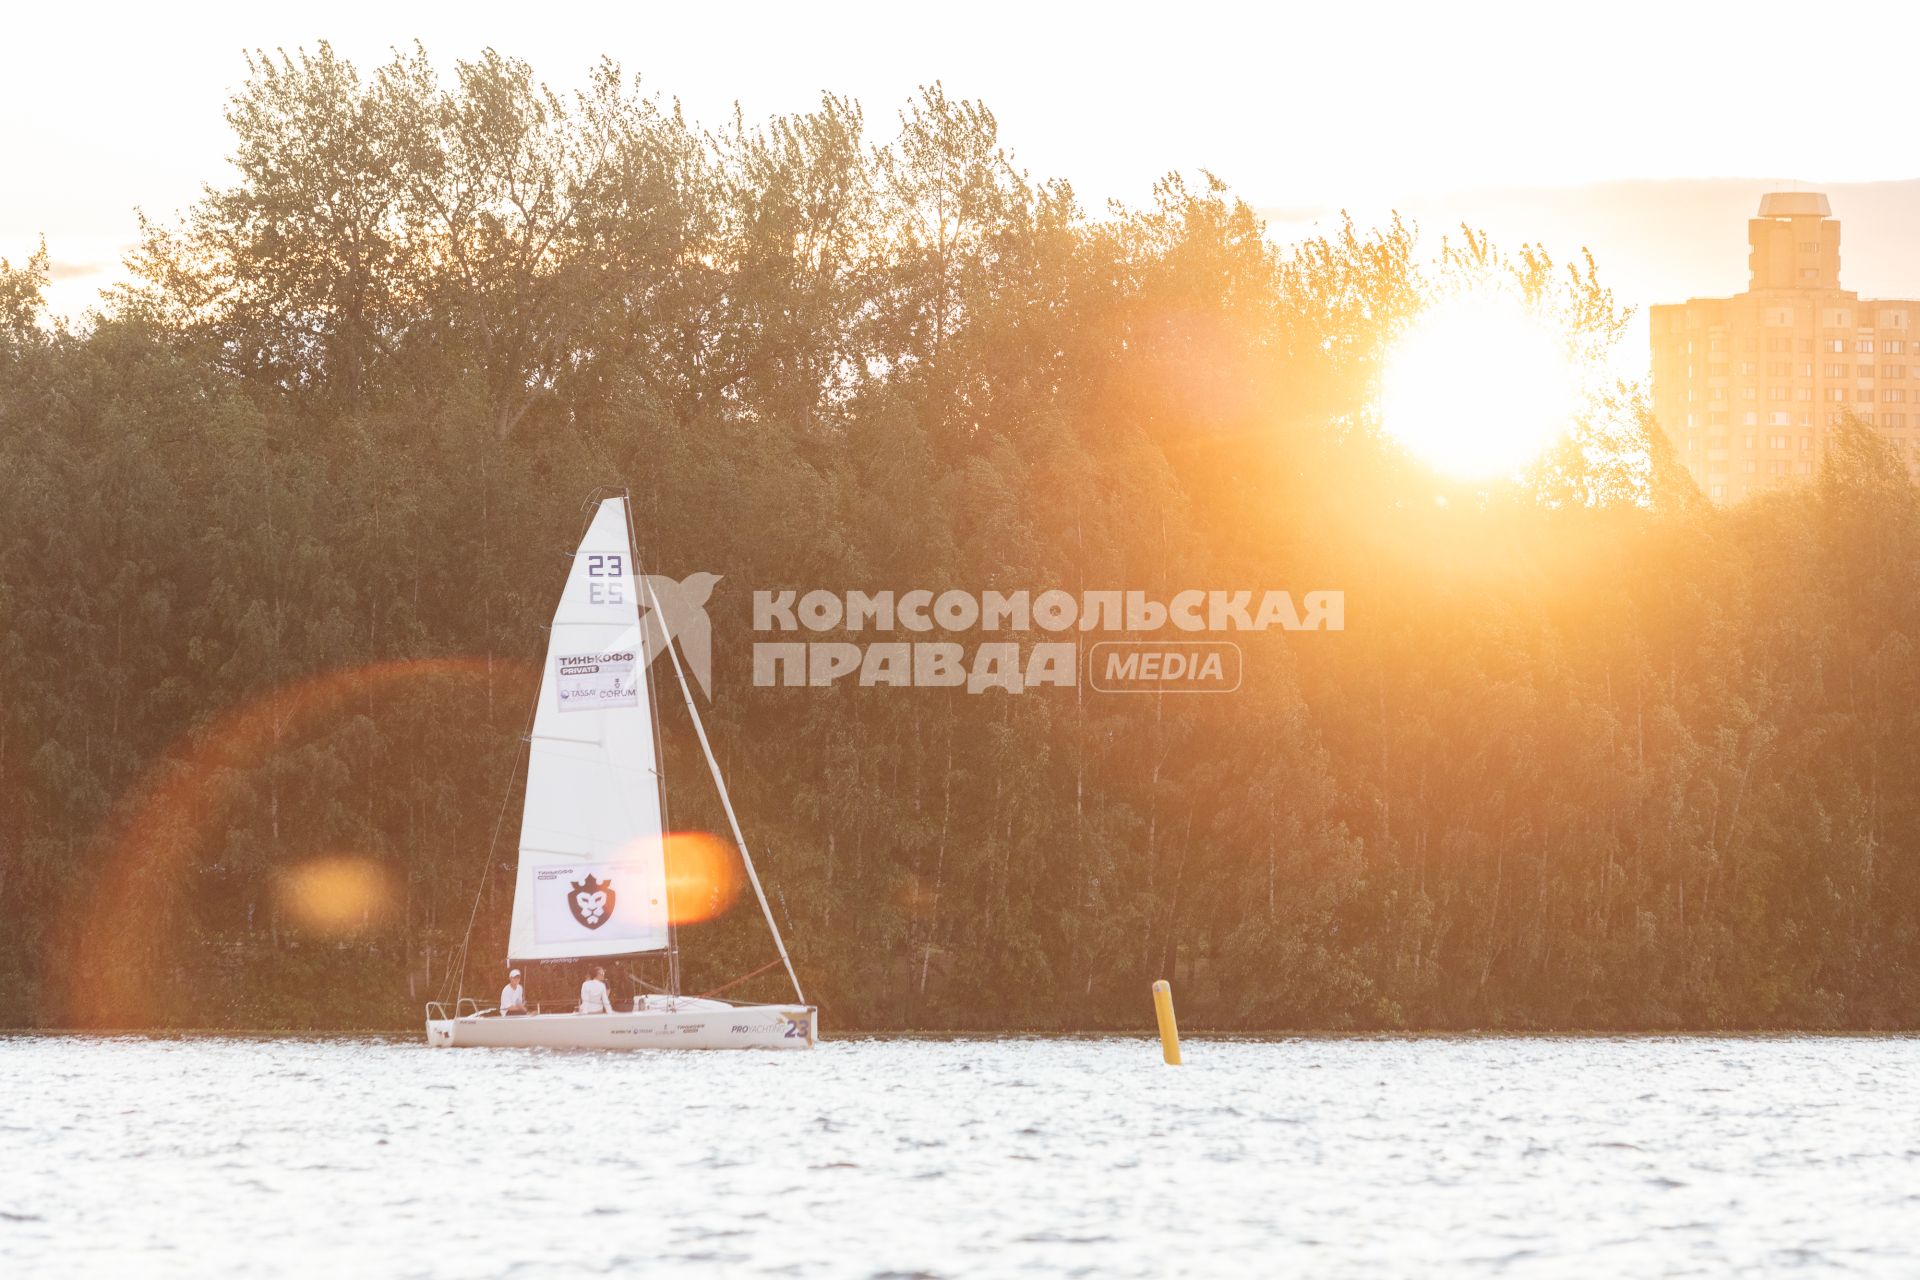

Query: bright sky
<box><xmin>6</xmin><ymin>0</ymin><xmax>1920</xmax><ymax>330</ymax></box>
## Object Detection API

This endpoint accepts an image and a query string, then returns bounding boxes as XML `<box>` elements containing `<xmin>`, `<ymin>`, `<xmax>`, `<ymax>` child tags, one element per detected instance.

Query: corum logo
<box><xmin>568</xmin><ymin>873</ymin><xmax>616</xmax><ymax>929</ymax></box>
<box><xmin>642</xmin><ymin>573</ymin><xmax>721</xmax><ymax>700</ymax></box>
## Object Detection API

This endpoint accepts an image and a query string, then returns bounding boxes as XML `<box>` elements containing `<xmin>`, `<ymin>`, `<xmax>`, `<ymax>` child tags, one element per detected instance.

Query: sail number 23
<box><xmin>585</xmin><ymin>554</ymin><xmax>625</xmax><ymax>604</ymax></box>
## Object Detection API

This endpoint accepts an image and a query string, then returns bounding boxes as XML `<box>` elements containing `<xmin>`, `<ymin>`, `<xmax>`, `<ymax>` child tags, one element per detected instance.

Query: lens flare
<box><xmin>1379</xmin><ymin>293</ymin><xmax>1583</xmax><ymax>479</ymax></box>
<box><xmin>663</xmin><ymin>831</ymin><xmax>744</xmax><ymax>925</ymax></box>
<box><xmin>276</xmin><ymin>855</ymin><xmax>393</xmax><ymax>934</ymax></box>
<box><xmin>58</xmin><ymin>657</ymin><xmax>523</xmax><ymax>1028</ymax></box>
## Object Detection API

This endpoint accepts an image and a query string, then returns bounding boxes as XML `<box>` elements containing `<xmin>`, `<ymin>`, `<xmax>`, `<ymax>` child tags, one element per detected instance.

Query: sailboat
<box><xmin>425</xmin><ymin>494</ymin><xmax>815</xmax><ymax>1049</ymax></box>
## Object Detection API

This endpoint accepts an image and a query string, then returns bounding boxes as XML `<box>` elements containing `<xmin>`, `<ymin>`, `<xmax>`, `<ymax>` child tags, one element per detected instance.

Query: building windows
<box><xmin>1768</xmin><ymin>435</ymin><xmax>1789</xmax><ymax>449</ymax></box>
<box><xmin>1888</xmin><ymin>389</ymin><xmax>1907</xmax><ymax>403</ymax></box>
<box><xmin>1710</xmin><ymin>337</ymin><xmax>1727</xmax><ymax>352</ymax></box>
<box><xmin>1825</xmin><ymin>387</ymin><xmax>1847</xmax><ymax>401</ymax></box>
<box><xmin>1712</xmin><ymin>387</ymin><xmax>1728</xmax><ymax>400</ymax></box>
<box><xmin>1710</xmin><ymin>484</ymin><xmax>1727</xmax><ymax>499</ymax></box>
<box><xmin>1857</xmin><ymin>339</ymin><xmax>1876</xmax><ymax>353</ymax></box>
<box><xmin>1742</xmin><ymin>459</ymin><xmax>1758</xmax><ymax>473</ymax></box>
<box><xmin>1800</xmin><ymin>339</ymin><xmax>1814</xmax><ymax>353</ymax></box>
<box><xmin>1827</xmin><ymin>339</ymin><xmax>1848</xmax><ymax>352</ymax></box>
<box><xmin>1800</xmin><ymin>436</ymin><xmax>1814</xmax><ymax>451</ymax></box>
<box><xmin>1768</xmin><ymin>387</ymin><xmax>1789</xmax><ymax>401</ymax></box>
<box><xmin>1826</xmin><ymin>363</ymin><xmax>1849</xmax><ymax>377</ymax></box>
<box><xmin>1740</xmin><ymin>361</ymin><xmax>1757</xmax><ymax>375</ymax></box>
<box><xmin>1796</xmin><ymin>461</ymin><xmax>1812</xmax><ymax>475</ymax></box>
<box><xmin>1884</xmin><ymin>365</ymin><xmax>1907</xmax><ymax>379</ymax></box>
<box><xmin>1889</xmin><ymin>413</ymin><xmax>1909</xmax><ymax>428</ymax></box>
<box><xmin>1743</xmin><ymin>388</ymin><xmax>1758</xmax><ymax>401</ymax></box>
<box><xmin>1799</xmin><ymin>363</ymin><xmax>1813</xmax><ymax>377</ymax></box>
<box><xmin>1798</xmin><ymin>388</ymin><xmax>1813</xmax><ymax>401</ymax></box>
<box><xmin>1889</xmin><ymin>340</ymin><xmax>1906</xmax><ymax>355</ymax></box>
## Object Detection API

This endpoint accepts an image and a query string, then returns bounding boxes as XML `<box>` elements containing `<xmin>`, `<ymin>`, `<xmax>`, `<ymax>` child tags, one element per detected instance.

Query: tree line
<box><xmin>2</xmin><ymin>44</ymin><xmax>1917</xmax><ymax>1030</ymax></box>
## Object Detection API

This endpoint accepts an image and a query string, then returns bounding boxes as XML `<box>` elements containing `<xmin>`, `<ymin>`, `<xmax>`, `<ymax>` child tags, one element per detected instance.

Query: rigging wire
<box><xmin>646</xmin><ymin>576</ymin><xmax>807</xmax><ymax>1006</ymax></box>
<box><xmin>437</xmin><ymin>691</ymin><xmax>537</xmax><ymax>1009</ymax></box>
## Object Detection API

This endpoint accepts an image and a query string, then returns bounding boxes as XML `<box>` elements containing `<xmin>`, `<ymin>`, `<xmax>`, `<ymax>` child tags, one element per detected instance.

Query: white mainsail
<box><xmin>506</xmin><ymin>497</ymin><xmax>671</xmax><ymax>962</ymax></box>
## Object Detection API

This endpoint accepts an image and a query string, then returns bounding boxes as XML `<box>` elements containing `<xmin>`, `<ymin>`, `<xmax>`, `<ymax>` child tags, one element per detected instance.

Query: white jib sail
<box><xmin>506</xmin><ymin>497</ymin><xmax>671</xmax><ymax>962</ymax></box>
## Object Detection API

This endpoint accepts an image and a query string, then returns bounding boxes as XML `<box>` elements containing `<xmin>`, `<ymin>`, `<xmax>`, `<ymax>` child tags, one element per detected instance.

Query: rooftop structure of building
<box><xmin>1649</xmin><ymin>193</ymin><xmax>1920</xmax><ymax>502</ymax></box>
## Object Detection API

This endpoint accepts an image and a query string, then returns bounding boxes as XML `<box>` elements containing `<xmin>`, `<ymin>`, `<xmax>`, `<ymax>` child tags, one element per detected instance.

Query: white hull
<box><xmin>425</xmin><ymin>996</ymin><xmax>816</xmax><ymax>1050</ymax></box>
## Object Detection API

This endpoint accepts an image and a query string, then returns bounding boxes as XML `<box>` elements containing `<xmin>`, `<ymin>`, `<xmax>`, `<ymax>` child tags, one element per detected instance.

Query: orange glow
<box><xmin>276</xmin><ymin>855</ymin><xmax>394</xmax><ymax>934</ymax></box>
<box><xmin>58</xmin><ymin>657</ymin><xmax>525</xmax><ymax>1028</ymax></box>
<box><xmin>662</xmin><ymin>831</ymin><xmax>744</xmax><ymax>924</ymax></box>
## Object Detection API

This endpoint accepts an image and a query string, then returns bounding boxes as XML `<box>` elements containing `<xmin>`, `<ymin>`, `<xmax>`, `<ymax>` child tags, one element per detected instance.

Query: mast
<box><xmin>621</xmin><ymin>492</ymin><xmax>681</xmax><ymax>998</ymax></box>
<box><xmin>645</xmin><ymin>577</ymin><xmax>806</xmax><ymax>1005</ymax></box>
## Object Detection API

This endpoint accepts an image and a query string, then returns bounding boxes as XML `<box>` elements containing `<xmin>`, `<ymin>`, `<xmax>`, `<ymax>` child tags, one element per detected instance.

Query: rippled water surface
<box><xmin>4</xmin><ymin>1034</ymin><xmax>1918</xmax><ymax>1276</ymax></box>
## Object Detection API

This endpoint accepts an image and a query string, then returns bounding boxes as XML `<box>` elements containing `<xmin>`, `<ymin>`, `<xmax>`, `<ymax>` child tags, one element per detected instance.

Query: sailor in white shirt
<box><xmin>500</xmin><ymin>968</ymin><xmax>529</xmax><ymax>1015</ymax></box>
<box><xmin>578</xmin><ymin>965</ymin><xmax>613</xmax><ymax>1015</ymax></box>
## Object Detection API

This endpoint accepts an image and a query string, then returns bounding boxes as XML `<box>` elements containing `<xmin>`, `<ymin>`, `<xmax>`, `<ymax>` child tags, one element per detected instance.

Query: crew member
<box><xmin>579</xmin><ymin>965</ymin><xmax>613</xmax><ymax>1015</ymax></box>
<box><xmin>500</xmin><ymin>968</ymin><xmax>529</xmax><ymax>1016</ymax></box>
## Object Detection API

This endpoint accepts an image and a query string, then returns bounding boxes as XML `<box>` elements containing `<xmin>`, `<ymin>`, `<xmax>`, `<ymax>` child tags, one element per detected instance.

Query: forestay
<box><xmin>506</xmin><ymin>497</ymin><xmax>670</xmax><ymax>962</ymax></box>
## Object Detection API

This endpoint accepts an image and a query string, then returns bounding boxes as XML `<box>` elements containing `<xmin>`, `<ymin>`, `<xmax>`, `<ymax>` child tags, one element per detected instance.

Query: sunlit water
<box><xmin>4</xmin><ymin>1034</ymin><xmax>1917</xmax><ymax>1277</ymax></box>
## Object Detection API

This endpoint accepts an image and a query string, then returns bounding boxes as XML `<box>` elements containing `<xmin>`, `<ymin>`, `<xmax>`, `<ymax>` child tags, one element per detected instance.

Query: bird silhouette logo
<box><xmin>642</xmin><ymin>572</ymin><xmax>722</xmax><ymax>700</ymax></box>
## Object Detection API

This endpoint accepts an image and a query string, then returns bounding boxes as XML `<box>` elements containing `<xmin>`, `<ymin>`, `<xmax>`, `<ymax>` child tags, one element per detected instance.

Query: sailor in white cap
<box><xmin>500</xmin><ymin>968</ymin><xmax>529</xmax><ymax>1016</ymax></box>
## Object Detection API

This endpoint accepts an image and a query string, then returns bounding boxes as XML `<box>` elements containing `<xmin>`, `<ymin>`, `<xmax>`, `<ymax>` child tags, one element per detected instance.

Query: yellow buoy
<box><xmin>1152</xmin><ymin>979</ymin><xmax>1181</xmax><ymax>1065</ymax></box>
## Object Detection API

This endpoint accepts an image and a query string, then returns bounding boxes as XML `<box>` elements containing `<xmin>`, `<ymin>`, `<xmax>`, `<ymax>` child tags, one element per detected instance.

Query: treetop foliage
<box><xmin>3</xmin><ymin>46</ymin><xmax>1916</xmax><ymax>1031</ymax></box>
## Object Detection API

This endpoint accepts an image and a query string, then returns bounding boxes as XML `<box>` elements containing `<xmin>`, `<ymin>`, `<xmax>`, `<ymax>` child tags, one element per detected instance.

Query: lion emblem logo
<box><xmin>568</xmin><ymin>873</ymin><xmax>616</xmax><ymax>929</ymax></box>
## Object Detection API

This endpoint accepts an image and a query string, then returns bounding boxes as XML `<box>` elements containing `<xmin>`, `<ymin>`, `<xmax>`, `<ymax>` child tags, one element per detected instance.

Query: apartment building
<box><xmin>1649</xmin><ymin>192</ymin><xmax>1920</xmax><ymax>502</ymax></box>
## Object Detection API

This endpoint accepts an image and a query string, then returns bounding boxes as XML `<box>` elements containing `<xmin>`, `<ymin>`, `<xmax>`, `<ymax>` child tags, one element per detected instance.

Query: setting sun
<box><xmin>1379</xmin><ymin>293</ymin><xmax>1582</xmax><ymax>479</ymax></box>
